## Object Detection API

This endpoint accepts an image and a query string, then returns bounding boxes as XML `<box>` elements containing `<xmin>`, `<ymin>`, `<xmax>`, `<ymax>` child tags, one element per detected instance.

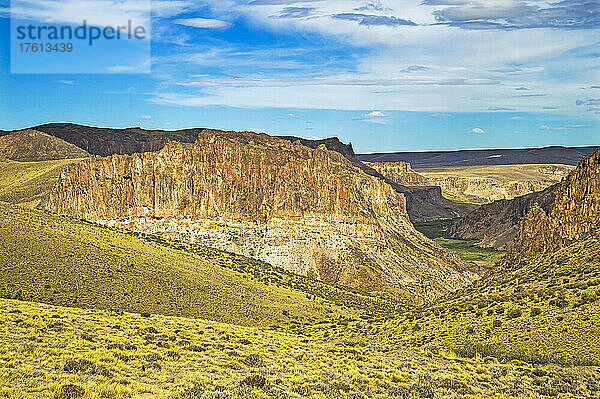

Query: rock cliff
<box><xmin>367</xmin><ymin>161</ymin><xmax>569</xmax><ymax>205</ymax></box>
<box><xmin>47</xmin><ymin>130</ymin><xmax>478</xmax><ymax>301</ymax></box>
<box><xmin>448</xmin><ymin>185</ymin><xmax>558</xmax><ymax>250</ymax></box>
<box><xmin>503</xmin><ymin>148</ymin><xmax>600</xmax><ymax>268</ymax></box>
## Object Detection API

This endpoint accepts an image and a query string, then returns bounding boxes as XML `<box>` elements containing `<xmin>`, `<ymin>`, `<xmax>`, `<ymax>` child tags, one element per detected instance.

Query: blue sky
<box><xmin>0</xmin><ymin>0</ymin><xmax>599</xmax><ymax>152</ymax></box>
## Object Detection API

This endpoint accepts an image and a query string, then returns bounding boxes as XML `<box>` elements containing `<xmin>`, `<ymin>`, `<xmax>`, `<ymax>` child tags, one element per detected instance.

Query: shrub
<box><xmin>54</xmin><ymin>384</ymin><xmax>85</xmax><ymax>399</ymax></box>
<box><xmin>506</xmin><ymin>308</ymin><xmax>522</xmax><ymax>319</ymax></box>
<box><xmin>241</xmin><ymin>374</ymin><xmax>266</xmax><ymax>388</ymax></box>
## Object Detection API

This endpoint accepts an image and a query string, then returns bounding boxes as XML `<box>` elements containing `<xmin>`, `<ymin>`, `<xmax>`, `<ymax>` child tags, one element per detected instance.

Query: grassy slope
<box><xmin>340</xmin><ymin>237</ymin><xmax>600</xmax><ymax>367</ymax></box>
<box><xmin>2</xmin><ymin>298</ymin><xmax>599</xmax><ymax>399</ymax></box>
<box><xmin>0</xmin><ymin>202</ymin><xmax>397</xmax><ymax>327</ymax></box>
<box><xmin>414</xmin><ymin>219</ymin><xmax>505</xmax><ymax>269</ymax></box>
<box><xmin>0</xmin><ymin>157</ymin><xmax>85</xmax><ymax>206</ymax></box>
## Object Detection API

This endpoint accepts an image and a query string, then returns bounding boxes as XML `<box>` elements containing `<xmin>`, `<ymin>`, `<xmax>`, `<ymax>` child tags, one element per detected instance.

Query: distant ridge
<box><xmin>358</xmin><ymin>146</ymin><xmax>599</xmax><ymax>168</ymax></box>
<box><xmin>0</xmin><ymin>129</ymin><xmax>89</xmax><ymax>161</ymax></box>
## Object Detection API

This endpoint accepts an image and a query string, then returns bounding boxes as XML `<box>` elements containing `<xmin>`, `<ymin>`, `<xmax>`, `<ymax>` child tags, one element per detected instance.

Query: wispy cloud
<box><xmin>488</xmin><ymin>106</ymin><xmax>516</xmax><ymax>111</ymax></box>
<box><xmin>540</xmin><ymin>124</ymin><xmax>590</xmax><ymax>131</ymax></box>
<box><xmin>173</xmin><ymin>18</ymin><xmax>232</xmax><ymax>29</ymax></box>
<box><xmin>333</xmin><ymin>13</ymin><xmax>417</xmax><ymax>27</ymax></box>
<box><xmin>430</xmin><ymin>113</ymin><xmax>452</xmax><ymax>118</ymax></box>
<box><xmin>58</xmin><ymin>80</ymin><xmax>75</xmax><ymax>85</ymax></box>
<box><xmin>400</xmin><ymin>65</ymin><xmax>429</xmax><ymax>73</ymax></box>
<box><xmin>430</xmin><ymin>0</ymin><xmax>600</xmax><ymax>30</ymax></box>
<box><xmin>277</xmin><ymin>7</ymin><xmax>316</xmax><ymax>19</ymax></box>
<box><xmin>470</xmin><ymin>127</ymin><xmax>485</xmax><ymax>134</ymax></box>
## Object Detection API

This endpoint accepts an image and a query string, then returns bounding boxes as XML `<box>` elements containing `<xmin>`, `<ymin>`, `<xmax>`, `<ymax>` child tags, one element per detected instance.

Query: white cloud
<box><xmin>540</xmin><ymin>124</ymin><xmax>589</xmax><ymax>131</ymax></box>
<box><xmin>470</xmin><ymin>128</ymin><xmax>485</xmax><ymax>134</ymax></box>
<box><xmin>356</xmin><ymin>110</ymin><xmax>389</xmax><ymax>124</ymax></box>
<box><xmin>58</xmin><ymin>80</ymin><xmax>75</xmax><ymax>85</ymax></box>
<box><xmin>173</xmin><ymin>18</ymin><xmax>232</xmax><ymax>29</ymax></box>
<box><xmin>139</xmin><ymin>115</ymin><xmax>152</xmax><ymax>119</ymax></box>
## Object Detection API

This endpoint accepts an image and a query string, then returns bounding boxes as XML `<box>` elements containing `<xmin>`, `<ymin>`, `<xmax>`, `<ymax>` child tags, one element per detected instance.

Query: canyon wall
<box><xmin>367</xmin><ymin>161</ymin><xmax>570</xmax><ymax>205</ymax></box>
<box><xmin>503</xmin><ymin>148</ymin><xmax>600</xmax><ymax>268</ymax></box>
<box><xmin>448</xmin><ymin>185</ymin><xmax>558</xmax><ymax>250</ymax></box>
<box><xmin>47</xmin><ymin>130</ymin><xmax>478</xmax><ymax>301</ymax></box>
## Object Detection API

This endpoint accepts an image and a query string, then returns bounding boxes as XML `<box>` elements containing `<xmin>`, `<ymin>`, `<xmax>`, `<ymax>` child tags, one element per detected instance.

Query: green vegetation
<box><xmin>2</xmin><ymin>298</ymin><xmax>598</xmax><ymax>398</ymax></box>
<box><xmin>414</xmin><ymin>219</ymin><xmax>505</xmax><ymax>269</ymax></box>
<box><xmin>341</xmin><ymin>237</ymin><xmax>600</xmax><ymax>367</ymax></box>
<box><xmin>0</xmin><ymin>157</ymin><xmax>85</xmax><ymax>206</ymax></box>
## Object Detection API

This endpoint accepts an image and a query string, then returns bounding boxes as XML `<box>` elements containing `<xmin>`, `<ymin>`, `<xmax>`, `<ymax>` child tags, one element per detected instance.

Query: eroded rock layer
<box><xmin>503</xmin><ymin>148</ymin><xmax>600</xmax><ymax>268</ymax></box>
<box><xmin>47</xmin><ymin>130</ymin><xmax>478</xmax><ymax>300</ymax></box>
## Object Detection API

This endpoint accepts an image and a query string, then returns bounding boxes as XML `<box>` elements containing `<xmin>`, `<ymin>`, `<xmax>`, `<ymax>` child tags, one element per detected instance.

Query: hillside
<box><xmin>368</xmin><ymin>161</ymin><xmax>571</xmax><ymax>205</ymax></box>
<box><xmin>0</xmin><ymin>157</ymin><xmax>86</xmax><ymax>207</ymax></box>
<box><xmin>4</xmin><ymin>299</ymin><xmax>599</xmax><ymax>398</ymax></box>
<box><xmin>358</xmin><ymin>145</ymin><xmax>598</xmax><ymax>167</ymax></box>
<box><xmin>45</xmin><ymin>129</ymin><xmax>478</xmax><ymax>301</ymax></box>
<box><xmin>344</xmin><ymin>236</ymin><xmax>600</xmax><ymax>368</ymax></box>
<box><xmin>344</xmin><ymin>148</ymin><xmax>600</xmax><ymax>366</ymax></box>
<box><xmin>0</xmin><ymin>129</ymin><xmax>89</xmax><ymax>161</ymax></box>
<box><xmin>0</xmin><ymin>201</ymin><xmax>396</xmax><ymax>327</ymax></box>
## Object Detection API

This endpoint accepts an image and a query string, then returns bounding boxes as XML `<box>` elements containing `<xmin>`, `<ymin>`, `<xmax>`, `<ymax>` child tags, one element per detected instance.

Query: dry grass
<box><xmin>0</xmin><ymin>158</ymin><xmax>86</xmax><ymax>206</ymax></box>
<box><xmin>0</xmin><ymin>201</ymin><xmax>379</xmax><ymax>327</ymax></box>
<box><xmin>1</xmin><ymin>298</ymin><xmax>598</xmax><ymax>398</ymax></box>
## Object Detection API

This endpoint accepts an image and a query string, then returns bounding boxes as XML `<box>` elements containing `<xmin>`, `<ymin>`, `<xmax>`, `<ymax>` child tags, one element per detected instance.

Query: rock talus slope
<box><xmin>47</xmin><ymin>130</ymin><xmax>478</xmax><ymax>300</ymax></box>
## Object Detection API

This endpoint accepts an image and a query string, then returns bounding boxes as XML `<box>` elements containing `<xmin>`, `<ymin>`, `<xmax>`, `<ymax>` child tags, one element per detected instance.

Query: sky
<box><xmin>0</xmin><ymin>0</ymin><xmax>599</xmax><ymax>153</ymax></box>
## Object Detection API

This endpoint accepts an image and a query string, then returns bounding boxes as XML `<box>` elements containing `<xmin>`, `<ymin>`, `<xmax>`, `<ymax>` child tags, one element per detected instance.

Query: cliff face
<box><xmin>448</xmin><ymin>185</ymin><xmax>558</xmax><ymax>250</ymax></box>
<box><xmin>367</xmin><ymin>161</ymin><xmax>569</xmax><ymax>205</ymax></box>
<box><xmin>365</xmin><ymin>162</ymin><xmax>428</xmax><ymax>185</ymax></box>
<box><xmin>362</xmin><ymin>162</ymin><xmax>475</xmax><ymax>222</ymax></box>
<box><xmin>47</xmin><ymin>130</ymin><xmax>478</xmax><ymax>301</ymax></box>
<box><xmin>503</xmin><ymin>149</ymin><xmax>600</xmax><ymax>268</ymax></box>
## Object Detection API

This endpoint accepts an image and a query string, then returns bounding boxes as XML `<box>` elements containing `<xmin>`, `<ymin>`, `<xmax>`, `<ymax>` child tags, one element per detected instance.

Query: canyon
<box><xmin>367</xmin><ymin>161</ymin><xmax>571</xmax><ymax>205</ymax></box>
<box><xmin>503</xmin><ymin>148</ymin><xmax>600</xmax><ymax>269</ymax></box>
<box><xmin>46</xmin><ymin>129</ymin><xmax>478</xmax><ymax>301</ymax></box>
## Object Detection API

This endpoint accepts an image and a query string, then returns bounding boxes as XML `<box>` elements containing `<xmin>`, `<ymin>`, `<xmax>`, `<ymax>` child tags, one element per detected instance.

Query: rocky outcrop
<box><xmin>503</xmin><ymin>148</ymin><xmax>600</xmax><ymax>268</ymax></box>
<box><xmin>22</xmin><ymin>123</ymin><xmax>474</xmax><ymax>223</ymax></box>
<box><xmin>46</xmin><ymin>130</ymin><xmax>478</xmax><ymax>301</ymax></box>
<box><xmin>367</xmin><ymin>161</ymin><xmax>570</xmax><ymax>205</ymax></box>
<box><xmin>365</xmin><ymin>162</ymin><xmax>428</xmax><ymax>185</ymax></box>
<box><xmin>448</xmin><ymin>185</ymin><xmax>558</xmax><ymax>250</ymax></box>
<box><xmin>0</xmin><ymin>129</ymin><xmax>89</xmax><ymax>161</ymax></box>
<box><xmin>362</xmin><ymin>162</ymin><xmax>475</xmax><ymax>222</ymax></box>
